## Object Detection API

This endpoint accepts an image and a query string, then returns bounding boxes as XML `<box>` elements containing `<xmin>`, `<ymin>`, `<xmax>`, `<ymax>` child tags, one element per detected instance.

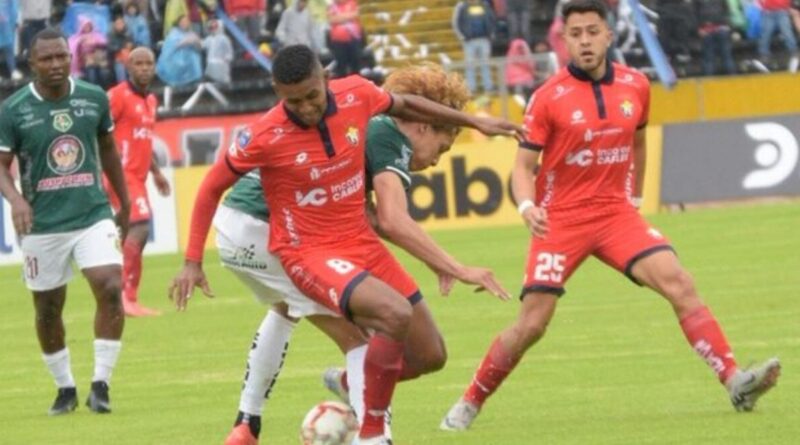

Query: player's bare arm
<box><xmin>373</xmin><ymin>171</ymin><xmax>509</xmax><ymax>300</ymax></box>
<box><xmin>98</xmin><ymin>132</ymin><xmax>131</xmax><ymax>241</ymax></box>
<box><xmin>388</xmin><ymin>94</ymin><xmax>524</xmax><ymax>139</ymax></box>
<box><xmin>512</xmin><ymin>148</ymin><xmax>548</xmax><ymax>237</ymax></box>
<box><xmin>149</xmin><ymin>157</ymin><xmax>171</xmax><ymax>197</ymax></box>
<box><xmin>631</xmin><ymin>128</ymin><xmax>646</xmax><ymax>209</ymax></box>
<box><xmin>169</xmin><ymin>159</ymin><xmax>241</xmax><ymax>310</ymax></box>
<box><xmin>0</xmin><ymin>152</ymin><xmax>33</xmax><ymax>235</ymax></box>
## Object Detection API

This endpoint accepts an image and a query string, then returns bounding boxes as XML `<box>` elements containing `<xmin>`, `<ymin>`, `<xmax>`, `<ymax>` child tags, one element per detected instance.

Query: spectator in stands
<box><xmin>20</xmin><ymin>0</ymin><xmax>51</xmax><ymax>60</ymax></box>
<box><xmin>548</xmin><ymin>0</ymin><xmax>570</xmax><ymax>66</ymax></box>
<box><xmin>453</xmin><ymin>0</ymin><xmax>496</xmax><ymax>94</ymax></box>
<box><xmin>275</xmin><ymin>0</ymin><xmax>319</xmax><ymax>52</ymax></box>
<box><xmin>327</xmin><ymin>0</ymin><xmax>363</xmax><ymax>78</ymax></box>
<box><xmin>506</xmin><ymin>0</ymin><xmax>532</xmax><ymax>43</ymax></box>
<box><xmin>163</xmin><ymin>0</ymin><xmax>214</xmax><ymax>37</ymax></box>
<box><xmin>0</xmin><ymin>0</ymin><xmax>20</xmax><ymax>81</ymax></box>
<box><xmin>69</xmin><ymin>16</ymin><xmax>113</xmax><ymax>88</ymax></box>
<box><xmin>695</xmin><ymin>0</ymin><xmax>737</xmax><ymax>75</ymax></box>
<box><xmin>532</xmin><ymin>40</ymin><xmax>557</xmax><ymax>90</ymax></box>
<box><xmin>224</xmin><ymin>0</ymin><xmax>265</xmax><ymax>52</ymax></box>
<box><xmin>202</xmin><ymin>18</ymin><xmax>234</xmax><ymax>84</ymax></box>
<box><xmin>758</xmin><ymin>0</ymin><xmax>799</xmax><ymax>72</ymax></box>
<box><xmin>656</xmin><ymin>0</ymin><xmax>694</xmax><ymax>65</ymax></box>
<box><xmin>504</xmin><ymin>38</ymin><xmax>536</xmax><ymax>97</ymax></box>
<box><xmin>791</xmin><ymin>1</ymin><xmax>800</xmax><ymax>35</ymax></box>
<box><xmin>108</xmin><ymin>15</ymin><xmax>135</xmax><ymax>83</ymax></box>
<box><xmin>124</xmin><ymin>2</ymin><xmax>152</xmax><ymax>48</ymax></box>
<box><xmin>156</xmin><ymin>14</ymin><xmax>203</xmax><ymax>86</ymax></box>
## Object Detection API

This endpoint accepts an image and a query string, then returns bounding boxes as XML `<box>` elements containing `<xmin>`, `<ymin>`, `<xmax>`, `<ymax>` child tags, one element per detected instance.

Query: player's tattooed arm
<box><xmin>388</xmin><ymin>94</ymin><xmax>524</xmax><ymax>139</ymax></box>
<box><xmin>0</xmin><ymin>152</ymin><xmax>33</xmax><ymax>235</ymax></box>
<box><xmin>98</xmin><ymin>132</ymin><xmax>131</xmax><ymax>240</ymax></box>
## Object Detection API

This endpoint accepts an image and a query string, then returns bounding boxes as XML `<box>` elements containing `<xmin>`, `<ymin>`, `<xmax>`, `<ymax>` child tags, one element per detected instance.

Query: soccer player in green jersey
<box><xmin>0</xmin><ymin>29</ymin><xmax>130</xmax><ymax>416</ymax></box>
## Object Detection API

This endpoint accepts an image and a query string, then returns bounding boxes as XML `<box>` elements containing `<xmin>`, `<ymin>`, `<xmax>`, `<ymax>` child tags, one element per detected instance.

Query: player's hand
<box><xmin>521</xmin><ymin>205</ymin><xmax>549</xmax><ymax>238</ymax></box>
<box><xmin>115</xmin><ymin>203</ymin><xmax>130</xmax><ymax>241</ymax></box>
<box><xmin>169</xmin><ymin>261</ymin><xmax>215</xmax><ymax>311</ymax></box>
<box><xmin>153</xmin><ymin>172</ymin><xmax>171</xmax><ymax>197</ymax></box>
<box><xmin>472</xmin><ymin>115</ymin><xmax>524</xmax><ymax>139</ymax></box>
<box><xmin>9</xmin><ymin>196</ymin><xmax>33</xmax><ymax>235</ymax></box>
<box><xmin>437</xmin><ymin>272</ymin><xmax>456</xmax><ymax>296</ymax></box>
<box><xmin>456</xmin><ymin>265</ymin><xmax>511</xmax><ymax>301</ymax></box>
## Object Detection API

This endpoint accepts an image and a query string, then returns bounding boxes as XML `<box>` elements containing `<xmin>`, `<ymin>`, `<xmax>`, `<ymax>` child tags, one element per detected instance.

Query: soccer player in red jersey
<box><xmin>440</xmin><ymin>0</ymin><xmax>781</xmax><ymax>432</ymax></box>
<box><xmin>169</xmin><ymin>44</ymin><xmax>520</xmax><ymax>444</ymax></box>
<box><xmin>107</xmin><ymin>47</ymin><xmax>171</xmax><ymax>317</ymax></box>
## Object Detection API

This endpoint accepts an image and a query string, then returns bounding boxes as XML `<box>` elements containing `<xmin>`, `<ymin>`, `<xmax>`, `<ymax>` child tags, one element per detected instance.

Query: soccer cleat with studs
<box><xmin>48</xmin><ymin>387</ymin><xmax>78</xmax><ymax>416</ymax></box>
<box><xmin>86</xmin><ymin>381</ymin><xmax>112</xmax><ymax>413</ymax></box>
<box><xmin>727</xmin><ymin>357</ymin><xmax>781</xmax><ymax>412</ymax></box>
<box><xmin>440</xmin><ymin>398</ymin><xmax>480</xmax><ymax>432</ymax></box>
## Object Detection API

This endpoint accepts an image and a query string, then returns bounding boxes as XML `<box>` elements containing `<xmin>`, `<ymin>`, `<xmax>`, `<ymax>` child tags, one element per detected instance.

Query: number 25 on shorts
<box><xmin>534</xmin><ymin>253</ymin><xmax>566</xmax><ymax>283</ymax></box>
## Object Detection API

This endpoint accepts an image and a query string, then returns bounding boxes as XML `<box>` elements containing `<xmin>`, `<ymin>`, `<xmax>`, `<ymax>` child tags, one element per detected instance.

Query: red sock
<box><xmin>360</xmin><ymin>335</ymin><xmax>404</xmax><ymax>438</ymax></box>
<box><xmin>464</xmin><ymin>337</ymin><xmax>521</xmax><ymax>407</ymax></box>
<box><xmin>680</xmin><ymin>306</ymin><xmax>738</xmax><ymax>383</ymax></box>
<box><xmin>122</xmin><ymin>238</ymin><xmax>143</xmax><ymax>303</ymax></box>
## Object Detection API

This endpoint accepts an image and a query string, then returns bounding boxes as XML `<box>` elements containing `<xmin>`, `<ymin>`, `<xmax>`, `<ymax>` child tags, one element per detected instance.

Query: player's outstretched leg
<box><xmin>441</xmin><ymin>291</ymin><xmax>558</xmax><ymax>432</ymax></box>
<box><xmin>226</xmin><ymin>309</ymin><xmax>296</xmax><ymax>445</ymax></box>
<box><xmin>727</xmin><ymin>358</ymin><xmax>781</xmax><ymax>412</ymax></box>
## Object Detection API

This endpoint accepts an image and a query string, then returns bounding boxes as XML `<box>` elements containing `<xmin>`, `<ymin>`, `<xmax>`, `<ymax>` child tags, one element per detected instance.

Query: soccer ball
<box><xmin>300</xmin><ymin>400</ymin><xmax>359</xmax><ymax>445</ymax></box>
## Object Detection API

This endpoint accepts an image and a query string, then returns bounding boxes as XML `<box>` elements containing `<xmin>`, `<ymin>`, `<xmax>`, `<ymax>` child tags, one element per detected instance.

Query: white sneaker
<box><xmin>788</xmin><ymin>56</ymin><xmax>799</xmax><ymax>74</ymax></box>
<box><xmin>323</xmin><ymin>367</ymin><xmax>350</xmax><ymax>403</ymax></box>
<box><xmin>727</xmin><ymin>357</ymin><xmax>781</xmax><ymax>412</ymax></box>
<box><xmin>440</xmin><ymin>398</ymin><xmax>480</xmax><ymax>431</ymax></box>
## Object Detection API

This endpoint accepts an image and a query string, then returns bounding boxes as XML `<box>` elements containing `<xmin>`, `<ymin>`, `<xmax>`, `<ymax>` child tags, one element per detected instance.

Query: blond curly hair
<box><xmin>382</xmin><ymin>63</ymin><xmax>470</xmax><ymax>112</ymax></box>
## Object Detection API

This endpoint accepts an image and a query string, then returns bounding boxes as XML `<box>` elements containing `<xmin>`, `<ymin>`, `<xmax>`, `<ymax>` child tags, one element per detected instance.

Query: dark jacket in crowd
<box><xmin>694</xmin><ymin>0</ymin><xmax>730</xmax><ymax>26</ymax></box>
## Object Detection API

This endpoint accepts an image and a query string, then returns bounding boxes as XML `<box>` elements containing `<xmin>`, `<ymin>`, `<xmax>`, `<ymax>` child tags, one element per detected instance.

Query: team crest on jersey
<box><xmin>52</xmin><ymin>112</ymin><xmax>73</xmax><ymax>132</ymax></box>
<box><xmin>345</xmin><ymin>126</ymin><xmax>359</xmax><ymax>146</ymax></box>
<box><xmin>620</xmin><ymin>100</ymin><xmax>634</xmax><ymax>118</ymax></box>
<box><xmin>47</xmin><ymin>135</ymin><xmax>85</xmax><ymax>175</ymax></box>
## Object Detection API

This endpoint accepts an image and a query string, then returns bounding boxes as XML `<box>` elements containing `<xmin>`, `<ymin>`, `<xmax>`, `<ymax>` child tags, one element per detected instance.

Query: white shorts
<box><xmin>213</xmin><ymin>205</ymin><xmax>336</xmax><ymax>319</ymax></box>
<box><xmin>20</xmin><ymin>219</ymin><xmax>122</xmax><ymax>291</ymax></box>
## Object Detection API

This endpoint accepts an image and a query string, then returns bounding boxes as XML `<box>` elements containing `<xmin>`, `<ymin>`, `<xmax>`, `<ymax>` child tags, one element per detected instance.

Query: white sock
<box><xmin>92</xmin><ymin>339</ymin><xmax>122</xmax><ymax>383</ymax></box>
<box><xmin>42</xmin><ymin>348</ymin><xmax>75</xmax><ymax>388</ymax></box>
<box><xmin>239</xmin><ymin>310</ymin><xmax>296</xmax><ymax>415</ymax></box>
<box><xmin>345</xmin><ymin>344</ymin><xmax>367</xmax><ymax>424</ymax></box>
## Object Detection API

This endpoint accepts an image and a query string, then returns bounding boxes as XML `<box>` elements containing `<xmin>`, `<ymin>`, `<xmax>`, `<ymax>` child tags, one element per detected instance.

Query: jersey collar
<box><xmin>126</xmin><ymin>80</ymin><xmax>150</xmax><ymax>98</ymax></box>
<box><xmin>29</xmin><ymin>77</ymin><xmax>75</xmax><ymax>101</ymax></box>
<box><xmin>567</xmin><ymin>61</ymin><xmax>615</xmax><ymax>85</ymax></box>
<box><xmin>283</xmin><ymin>90</ymin><xmax>338</xmax><ymax>129</ymax></box>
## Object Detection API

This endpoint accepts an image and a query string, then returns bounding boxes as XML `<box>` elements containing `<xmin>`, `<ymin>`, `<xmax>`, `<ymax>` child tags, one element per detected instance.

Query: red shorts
<box><xmin>278</xmin><ymin>232</ymin><xmax>420</xmax><ymax>318</ymax></box>
<box><xmin>522</xmin><ymin>205</ymin><xmax>672</xmax><ymax>297</ymax></box>
<box><xmin>107</xmin><ymin>178</ymin><xmax>151</xmax><ymax>224</ymax></box>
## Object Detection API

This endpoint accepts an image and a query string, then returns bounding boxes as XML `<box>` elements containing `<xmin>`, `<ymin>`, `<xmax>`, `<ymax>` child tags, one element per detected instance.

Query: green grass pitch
<box><xmin>1</xmin><ymin>202</ymin><xmax>798</xmax><ymax>444</ymax></box>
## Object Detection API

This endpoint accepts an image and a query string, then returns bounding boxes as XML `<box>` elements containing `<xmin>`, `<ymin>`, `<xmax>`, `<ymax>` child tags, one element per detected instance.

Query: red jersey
<box><xmin>225</xmin><ymin>75</ymin><xmax>392</xmax><ymax>253</ymax></box>
<box><xmin>108</xmin><ymin>81</ymin><xmax>158</xmax><ymax>183</ymax></box>
<box><xmin>521</xmin><ymin>62</ymin><xmax>649</xmax><ymax>213</ymax></box>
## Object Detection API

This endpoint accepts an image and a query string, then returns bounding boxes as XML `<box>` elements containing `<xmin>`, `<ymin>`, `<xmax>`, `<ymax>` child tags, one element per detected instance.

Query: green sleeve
<box><xmin>366</xmin><ymin>118</ymin><xmax>412</xmax><ymax>189</ymax></box>
<box><xmin>0</xmin><ymin>103</ymin><xmax>17</xmax><ymax>153</ymax></box>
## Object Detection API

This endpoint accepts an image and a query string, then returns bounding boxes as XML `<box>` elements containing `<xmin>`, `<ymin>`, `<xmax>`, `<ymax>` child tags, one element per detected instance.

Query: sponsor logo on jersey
<box><xmin>69</xmin><ymin>99</ymin><xmax>99</xmax><ymax>109</ymax></box>
<box><xmin>345</xmin><ymin>126</ymin><xmax>359</xmax><ymax>146</ymax></box>
<box><xmin>396</xmin><ymin>145</ymin><xmax>412</xmax><ymax>169</ymax></box>
<box><xmin>584</xmin><ymin>129</ymin><xmax>593</xmax><ymax>142</ymax></box>
<box><xmin>566</xmin><ymin>149</ymin><xmax>593</xmax><ymax>167</ymax></box>
<box><xmin>570</xmin><ymin>110</ymin><xmax>585</xmax><ymax>125</ymax></box>
<box><xmin>295</xmin><ymin>152</ymin><xmax>309</xmax><ymax>165</ymax></box>
<box><xmin>46</xmin><ymin>135</ymin><xmax>85</xmax><ymax>175</ymax></box>
<box><xmin>296</xmin><ymin>188</ymin><xmax>328</xmax><ymax>207</ymax></box>
<box><xmin>617</xmin><ymin>73</ymin><xmax>636</xmax><ymax>84</ymax></box>
<box><xmin>620</xmin><ymin>100</ymin><xmax>634</xmax><ymax>118</ymax></box>
<box><xmin>52</xmin><ymin>112</ymin><xmax>74</xmax><ymax>132</ymax></box>
<box><xmin>309</xmin><ymin>158</ymin><xmax>353</xmax><ymax>181</ymax></box>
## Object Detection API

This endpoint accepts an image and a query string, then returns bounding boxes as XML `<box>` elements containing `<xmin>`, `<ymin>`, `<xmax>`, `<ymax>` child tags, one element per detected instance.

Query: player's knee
<box><xmin>425</xmin><ymin>338</ymin><xmax>448</xmax><ymax>373</ymax></box>
<box><xmin>517</xmin><ymin>317</ymin><xmax>549</xmax><ymax>346</ymax></box>
<box><xmin>661</xmin><ymin>268</ymin><xmax>697</xmax><ymax>301</ymax></box>
<box><xmin>375</xmin><ymin>298</ymin><xmax>413</xmax><ymax>339</ymax></box>
<box><xmin>36</xmin><ymin>301</ymin><xmax>62</xmax><ymax>325</ymax></box>
<box><xmin>97</xmin><ymin>278</ymin><xmax>123</xmax><ymax>309</ymax></box>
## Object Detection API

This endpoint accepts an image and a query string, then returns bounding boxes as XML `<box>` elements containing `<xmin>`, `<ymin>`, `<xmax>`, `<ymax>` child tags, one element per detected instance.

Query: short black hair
<box><xmin>30</xmin><ymin>28</ymin><xmax>68</xmax><ymax>55</ymax></box>
<box><xmin>562</xmin><ymin>0</ymin><xmax>608</xmax><ymax>22</ymax></box>
<box><xmin>272</xmin><ymin>44</ymin><xmax>321</xmax><ymax>85</ymax></box>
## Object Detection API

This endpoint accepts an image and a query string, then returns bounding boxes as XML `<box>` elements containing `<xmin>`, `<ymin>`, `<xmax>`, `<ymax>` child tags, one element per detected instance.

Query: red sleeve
<box><xmin>108</xmin><ymin>88</ymin><xmax>124</xmax><ymax>123</ymax></box>
<box><xmin>637</xmin><ymin>80</ymin><xmax>650</xmax><ymax>129</ymax></box>
<box><xmin>520</xmin><ymin>91</ymin><xmax>550</xmax><ymax>150</ymax></box>
<box><xmin>185</xmin><ymin>159</ymin><xmax>242</xmax><ymax>262</ymax></box>
<box><xmin>225</xmin><ymin>126</ymin><xmax>267</xmax><ymax>174</ymax></box>
<box><xmin>355</xmin><ymin>77</ymin><xmax>393</xmax><ymax>116</ymax></box>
